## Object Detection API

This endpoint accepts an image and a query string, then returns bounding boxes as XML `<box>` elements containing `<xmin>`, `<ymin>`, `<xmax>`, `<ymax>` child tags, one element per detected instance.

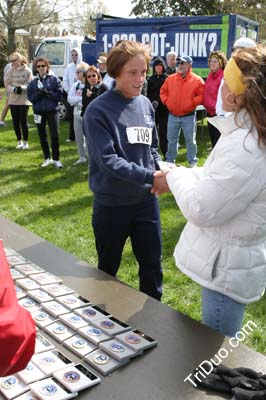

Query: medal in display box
<box><xmin>59</xmin><ymin>312</ymin><xmax>88</xmax><ymax>331</ymax></box>
<box><xmin>30</xmin><ymin>272</ymin><xmax>62</xmax><ymax>286</ymax></box>
<box><xmin>91</xmin><ymin>316</ymin><xmax>131</xmax><ymax>336</ymax></box>
<box><xmin>74</xmin><ymin>304</ymin><xmax>111</xmax><ymax>323</ymax></box>
<box><xmin>78</xmin><ymin>325</ymin><xmax>112</xmax><ymax>345</ymax></box>
<box><xmin>35</xmin><ymin>332</ymin><xmax>55</xmax><ymax>353</ymax></box>
<box><xmin>99</xmin><ymin>339</ymin><xmax>137</xmax><ymax>362</ymax></box>
<box><xmin>10</xmin><ymin>268</ymin><xmax>25</xmax><ymax>280</ymax></box>
<box><xmin>43</xmin><ymin>283</ymin><xmax>75</xmax><ymax>298</ymax></box>
<box><xmin>64</xmin><ymin>335</ymin><xmax>97</xmax><ymax>358</ymax></box>
<box><xmin>17</xmin><ymin>361</ymin><xmax>47</xmax><ymax>384</ymax></box>
<box><xmin>0</xmin><ymin>375</ymin><xmax>28</xmax><ymax>400</ymax></box>
<box><xmin>15</xmin><ymin>263</ymin><xmax>45</xmax><ymax>275</ymax></box>
<box><xmin>53</xmin><ymin>364</ymin><xmax>101</xmax><ymax>392</ymax></box>
<box><xmin>44</xmin><ymin>321</ymin><xmax>76</xmax><ymax>343</ymax></box>
<box><xmin>27</xmin><ymin>288</ymin><xmax>53</xmax><ymax>303</ymax></box>
<box><xmin>56</xmin><ymin>294</ymin><xmax>91</xmax><ymax>311</ymax></box>
<box><xmin>42</xmin><ymin>300</ymin><xmax>70</xmax><ymax>317</ymax></box>
<box><xmin>18</xmin><ymin>296</ymin><xmax>41</xmax><ymax>313</ymax></box>
<box><xmin>6</xmin><ymin>254</ymin><xmax>27</xmax><ymax>267</ymax></box>
<box><xmin>84</xmin><ymin>348</ymin><xmax>128</xmax><ymax>376</ymax></box>
<box><xmin>15</xmin><ymin>285</ymin><xmax>27</xmax><ymax>299</ymax></box>
<box><xmin>16</xmin><ymin>277</ymin><xmax>40</xmax><ymax>291</ymax></box>
<box><xmin>31</xmin><ymin>308</ymin><xmax>58</xmax><ymax>328</ymax></box>
<box><xmin>31</xmin><ymin>350</ymin><xmax>74</xmax><ymax>376</ymax></box>
<box><xmin>29</xmin><ymin>377</ymin><xmax>78</xmax><ymax>400</ymax></box>
<box><xmin>115</xmin><ymin>329</ymin><xmax>158</xmax><ymax>354</ymax></box>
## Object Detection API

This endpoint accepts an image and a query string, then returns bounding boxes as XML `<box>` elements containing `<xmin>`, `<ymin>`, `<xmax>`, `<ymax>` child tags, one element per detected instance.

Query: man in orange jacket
<box><xmin>0</xmin><ymin>241</ymin><xmax>36</xmax><ymax>377</ymax></box>
<box><xmin>160</xmin><ymin>55</ymin><xmax>205</xmax><ymax>167</ymax></box>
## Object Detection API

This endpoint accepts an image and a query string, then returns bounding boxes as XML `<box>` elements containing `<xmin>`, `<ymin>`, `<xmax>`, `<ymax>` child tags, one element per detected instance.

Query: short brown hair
<box><xmin>107</xmin><ymin>40</ymin><xmax>151</xmax><ymax>78</ymax></box>
<box><xmin>34</xmin><ymin>57</ymin><xmax>50</xmax><ymax>72</ymax></box>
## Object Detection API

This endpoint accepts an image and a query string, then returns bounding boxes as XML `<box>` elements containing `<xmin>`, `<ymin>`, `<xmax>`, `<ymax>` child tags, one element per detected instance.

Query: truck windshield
<box><xmin>35</xmin><ymin>42</ymin><xmax>65</xmax><ymax>65</ymax></box>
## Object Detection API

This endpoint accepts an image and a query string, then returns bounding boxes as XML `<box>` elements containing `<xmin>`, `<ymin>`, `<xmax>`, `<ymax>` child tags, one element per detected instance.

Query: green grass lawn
<box><xmin>0</xmin><ymin>99</ymin><xmax>265</xmax><ymax>354</ymax></box>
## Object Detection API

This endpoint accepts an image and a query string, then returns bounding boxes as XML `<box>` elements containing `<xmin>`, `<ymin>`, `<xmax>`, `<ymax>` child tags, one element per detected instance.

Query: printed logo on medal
<box><xmin>126</xmin><ymin>126</ymin><xmax>152</xmax><ymax>145</ymax></box>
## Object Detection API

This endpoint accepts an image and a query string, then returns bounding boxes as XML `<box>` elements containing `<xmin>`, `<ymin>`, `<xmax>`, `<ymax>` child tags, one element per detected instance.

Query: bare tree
<box><xmin>0</xmin><ymin>0</ymin><xmax>75</xmax><ymax>53</ymax></box>
<box><xmin>67</xmin><ymin>0</ymin><xmax>108</xmax><ymax>37</ymax></box>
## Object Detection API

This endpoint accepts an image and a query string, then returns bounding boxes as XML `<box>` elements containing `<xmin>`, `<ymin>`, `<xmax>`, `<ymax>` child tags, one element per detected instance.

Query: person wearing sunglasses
<box><xmin>67</xmin><ymin>62</ymin><xmax>89</xmax><ymax>165</ymax></box>
<box><xmin>27</xmin><ymin>57</ymin><xmax>63</xmax><ymax>168</ymax></box>
<box><xmin>63</xmin><ymin>48</ymin><xmax>82</xmax><ymax>143</ymax></box>
<box><xmin>160</xmin><ymin>55</ymin><xmax>205</xmax><ymax>167</ymax></box>
<box><xmin>81</xmin><ymin>66</ymin><xmax>107</xmax><ymax>116</ymax></box>
<box><xmin>4</xmin><ymin>52</ymin><xmax>32</xmax><ymax>149</ymax></box>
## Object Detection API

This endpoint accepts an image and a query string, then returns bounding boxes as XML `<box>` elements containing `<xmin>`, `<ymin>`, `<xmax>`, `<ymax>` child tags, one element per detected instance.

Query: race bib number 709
<box><xmin>126</xmin><ymin>126</ymin><xmax>152</xmax><ymax>145</ymax></box>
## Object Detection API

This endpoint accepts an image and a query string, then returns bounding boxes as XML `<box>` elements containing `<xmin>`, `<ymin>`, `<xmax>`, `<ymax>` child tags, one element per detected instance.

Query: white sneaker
<box><xmin>41</xmin><ymin>158</ymin><xmax>51</xmax><ymax>167</ymax></box>
<box><xmin>188</xmin><ymin>162</ymin><xmax>197</xmax><ymax>168</ymax></box>
<box><xmin>22</xmin><ymin>142</ymin><xmax>29</xmax><ymax>150</ymax></box>
<box><xmin>16</xmin><ymin>141</ymin><xmax>23</xmax><ymax>149</ymax></box>
<box><xmin>73</xmin><ymin>157</ymin><xmax>87</xmax><ymax>165</ymax></box>
<box><xmin>53</xmin><ymin>160</ymin><xmax>63</xmax><ymax>168</ymax></box>
<box><xmin>0</xmin><ymin>121</ymin><xmax>5</xmax><ymax>127</ymax></box>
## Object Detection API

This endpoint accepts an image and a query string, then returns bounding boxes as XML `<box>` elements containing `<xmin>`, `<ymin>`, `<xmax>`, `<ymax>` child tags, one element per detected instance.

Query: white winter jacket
<box><xmin>167</xmin><ymin>110</ymin><xmax>266</xmax><ymax>304</ymax></box>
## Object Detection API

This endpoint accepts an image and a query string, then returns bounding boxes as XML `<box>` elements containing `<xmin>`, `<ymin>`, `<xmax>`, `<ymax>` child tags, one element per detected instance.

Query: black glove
<box><xmin>194</xmin><ymin>364</ymin><xmax>265</xmax><ymax>396</ymax></box>
<box><xmin>233</xmin><ymin>387</ymin><xmax>266</xmax><ymax>400</ymax></box>
<box><xmin>13</xmin><ymin>86</ymin><xmax>22</xmax><ymax>94</ymax></box>
<box><xmin>39</xmin><ymin>88</ymin><xmax>48</xmax><ymax>96</ymax></box>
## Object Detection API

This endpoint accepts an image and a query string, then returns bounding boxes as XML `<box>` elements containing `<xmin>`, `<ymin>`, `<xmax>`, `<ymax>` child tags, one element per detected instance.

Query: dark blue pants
<box><xmin>92</xmin><ymin>198</ymin><xmax>163</xmax><ymax>300</ymax></box>
<box><xmin>36</xmin><ymin>111</ymin><xmax>60</xmax><ymax>161</ymax></box>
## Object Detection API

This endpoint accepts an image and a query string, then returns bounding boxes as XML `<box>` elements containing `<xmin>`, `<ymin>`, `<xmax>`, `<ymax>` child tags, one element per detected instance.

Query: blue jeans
<box><xmin>166</xmin><ymin>113</ymin><xmax>198</xmax><ymax>164</ymax></box>
<box><xmin>202</xmin><ymin>287</ymin><xmax>245</xmax><ymax>337</ymax></box>
<box><xmin>92</xmin><ymin>198</ymin><xmax>163</xmax><ymax>301</ymax></box>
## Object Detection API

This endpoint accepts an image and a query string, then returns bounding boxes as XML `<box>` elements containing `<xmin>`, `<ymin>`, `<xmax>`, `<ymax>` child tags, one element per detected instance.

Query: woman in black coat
<box><xmin>147</xmin><ymin>57</ymin><xmax>169</xmax><ymax>159</ymax></box>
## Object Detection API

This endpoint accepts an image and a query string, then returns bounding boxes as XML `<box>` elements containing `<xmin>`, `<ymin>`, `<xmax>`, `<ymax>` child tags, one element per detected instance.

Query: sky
<box><xmin>101</xmin><ymin>0</ymin><xmax>135</xmax><ymax>18</ymax></box>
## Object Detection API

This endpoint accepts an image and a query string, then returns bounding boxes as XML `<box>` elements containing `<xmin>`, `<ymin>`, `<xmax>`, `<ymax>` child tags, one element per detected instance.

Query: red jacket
<box><xmin>0</xmin><ymin>240</ymin><xmax>36</xmax><ymax>376</ymax></box>
<box><xmin>203</xmin><ymin>68</ymin><xmax>224</xmax><ymax>116</ymax></box>
<box><xmin>160</xmin><ymin>70</ymin><xmax>204</xmax><ymax>116</ymax></box>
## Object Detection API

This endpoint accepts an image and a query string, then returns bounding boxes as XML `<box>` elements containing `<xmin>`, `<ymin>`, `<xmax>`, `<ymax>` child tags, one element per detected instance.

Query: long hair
<box><xmin>233</xmin><ymin>45</ymin><xmax>266</xmax><ymax>147</ymax></box>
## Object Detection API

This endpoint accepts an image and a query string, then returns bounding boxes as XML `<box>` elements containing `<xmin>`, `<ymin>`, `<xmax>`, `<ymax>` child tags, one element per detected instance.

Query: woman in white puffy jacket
<box><xmin>67</xmin><ymin>62</ymin><xmax>89</xmax><ymax>165</ymax></box>
<box><xmin>153</xmin><ymin>45</ymin><xmax>266</xmax><ymax>337</ymax></box>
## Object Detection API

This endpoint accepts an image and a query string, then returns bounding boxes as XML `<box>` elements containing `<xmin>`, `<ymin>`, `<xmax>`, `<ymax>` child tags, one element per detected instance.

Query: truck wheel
<box><xmin>58</xmin><ymin>98</ymin><xmax>69</xmax><ymax>120</ymax></box>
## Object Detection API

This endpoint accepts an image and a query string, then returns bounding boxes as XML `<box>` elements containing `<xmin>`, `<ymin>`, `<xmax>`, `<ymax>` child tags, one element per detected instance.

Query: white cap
<box><xmin>233</xmin><ymin>37</ymin><xmax>256</xmax><ymax>49</ymax></box>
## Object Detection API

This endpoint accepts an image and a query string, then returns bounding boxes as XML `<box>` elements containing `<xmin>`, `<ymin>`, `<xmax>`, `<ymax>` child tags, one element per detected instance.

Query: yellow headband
<box><xmin>224</xmin><ymin>58</ymin><xmax>245</xmax><ymax>95</ymax></box>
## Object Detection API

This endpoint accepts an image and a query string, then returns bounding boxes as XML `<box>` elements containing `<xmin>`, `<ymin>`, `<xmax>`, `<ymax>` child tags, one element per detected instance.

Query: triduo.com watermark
<box><xmin>184</xmin><ymin>320</ymin><xmax>257</xmax><ymax>387</ymax></box>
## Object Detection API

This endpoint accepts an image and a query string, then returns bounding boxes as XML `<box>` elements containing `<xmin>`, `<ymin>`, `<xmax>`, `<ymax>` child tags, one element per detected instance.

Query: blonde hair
<box><xmin>10</xmin><ymin>52</ymin><xmax>28</xmax><ymax>65</ymax></box>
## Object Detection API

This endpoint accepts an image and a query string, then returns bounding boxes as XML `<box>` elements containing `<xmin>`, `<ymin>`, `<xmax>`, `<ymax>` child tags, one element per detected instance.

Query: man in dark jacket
<box><xmin>147</xmin><ymin>57</ymin><xmax>169</xmax><ymax>159</ymax></box>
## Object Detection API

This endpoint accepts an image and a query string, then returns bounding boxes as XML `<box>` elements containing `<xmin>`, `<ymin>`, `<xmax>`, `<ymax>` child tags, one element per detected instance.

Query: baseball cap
<box><xmin>177</xmin><ymin>55</ymin><xmax>193</xmax><ymax>64</ymax></box>
<box><xmin>233</xmin><ymin>37</ymin><xmax>256</xmax><ymax>49</ymax></box>
<box><xmin>97</xmin><ymin>56</ymin><xmax>107</xmax><ymax>64</ymax></box>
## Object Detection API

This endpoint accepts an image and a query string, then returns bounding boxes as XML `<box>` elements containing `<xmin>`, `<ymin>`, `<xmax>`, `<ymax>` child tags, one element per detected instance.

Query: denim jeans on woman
<box><xmin>201</xmin><ymin>287</ymin><xmax>245</xmax><ymax>337</ymax></box>
<box><xmin>166</xmin><ymin>112</ymin><xmax>198</xmax><ymax>165</ymax></box>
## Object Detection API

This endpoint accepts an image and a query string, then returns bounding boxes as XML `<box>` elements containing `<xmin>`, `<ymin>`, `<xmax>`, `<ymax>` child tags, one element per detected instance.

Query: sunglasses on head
<box><xmin>10</xmin><ymin>59</ymin><xmax>18</xmax><ymax>62</ymax></box>
<box><xmin>87</xmin><ymin>74</ymin><xmax>97</xmax><ymax>78</ymax></box>
<box><xmin>37</xmin><ymin>64</ymin><xmax>46</xmax><ymax>68</ymax></box>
